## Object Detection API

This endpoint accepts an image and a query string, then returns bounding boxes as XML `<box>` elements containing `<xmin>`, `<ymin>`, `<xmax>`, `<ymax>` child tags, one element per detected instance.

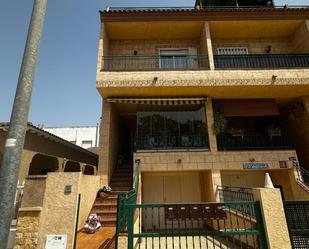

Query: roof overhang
<box><xmin>100</xmin><ymin>7</ymin><xmax>309</xmax><ymax>23</ymax></box>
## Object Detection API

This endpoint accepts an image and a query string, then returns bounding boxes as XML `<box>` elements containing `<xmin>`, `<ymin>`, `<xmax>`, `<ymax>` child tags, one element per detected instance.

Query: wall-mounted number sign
<box><xmin>243</xmin><ymin>163</ymin><xmax>269</xmax><ymax>169</ymax></box>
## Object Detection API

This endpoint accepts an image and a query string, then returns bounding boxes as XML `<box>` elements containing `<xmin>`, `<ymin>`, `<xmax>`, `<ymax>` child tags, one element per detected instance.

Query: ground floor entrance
<box><xmin>142</xmin><ymin>171</ymin><xmax>213</xmax><ymax>204</ymax></box>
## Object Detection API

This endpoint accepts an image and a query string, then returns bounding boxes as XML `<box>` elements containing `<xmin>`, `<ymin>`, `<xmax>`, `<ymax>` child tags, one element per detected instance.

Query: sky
<box><xmin>0</xmin><ymin>0</ymin><xmax>305</xmax><ymax>127</ymax></box>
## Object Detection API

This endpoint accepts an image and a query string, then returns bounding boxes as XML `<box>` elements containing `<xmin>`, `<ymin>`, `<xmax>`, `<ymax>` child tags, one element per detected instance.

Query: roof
<box><xmin>100</xmin><ymin>6</ymin><xmax>309</xmax><ymax>22</ymax></box>
<box><xmin>0</xmin><ymin>122</ymin><xmax>98</xmax><ymax>159</ymax></box>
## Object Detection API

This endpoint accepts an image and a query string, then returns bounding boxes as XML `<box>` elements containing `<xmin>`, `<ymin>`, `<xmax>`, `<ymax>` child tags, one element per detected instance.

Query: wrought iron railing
<box><xmin>284</xmin><ymin>201</ymin><xmax>309</xmax><ymax>249</ymax></box>
<box><xmin>126</xmin><ymin>202</ymin><xmax>267</xmax><ymax>249</ymax></box>
<box><xmin>217</xmin><ymin>133</ymin><xmax>292</xmax><ymax>150</ymax></box>
<box><xmin>101</xmin><ymin>55</ymin><xmax>209</xmax><ymax>71</ymax></box>
<box><xmin>135</xmin><ymin>133</ymin><xmax>209</xmax><ymax>151</ymax></box>
<box><xmin>217</xmin><ymin>186</ymin><xmax>254</xmax><ymax>202</ymax></box>
<box><xmin>296</xmin><ymin>166</ymin><xmax>309</xmax><ymax>187</ymax></box>
<box><xmin>214</xmin><ymin>54</ymin><xmax>309</xmax><ymax>69</ymax></box>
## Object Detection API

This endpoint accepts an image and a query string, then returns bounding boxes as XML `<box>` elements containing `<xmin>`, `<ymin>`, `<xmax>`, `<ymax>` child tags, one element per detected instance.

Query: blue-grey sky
<box><xmin>0</xmin><ymin>0</ymin><xmax>304</xmax><ymax>127</ymax></box>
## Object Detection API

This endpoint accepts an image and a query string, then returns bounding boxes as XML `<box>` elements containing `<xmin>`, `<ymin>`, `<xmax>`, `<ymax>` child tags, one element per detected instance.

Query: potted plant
<box><xmin>213</xmin><ymin>112</ymin><xmax>227</xmax><ymax>135</ymax></box>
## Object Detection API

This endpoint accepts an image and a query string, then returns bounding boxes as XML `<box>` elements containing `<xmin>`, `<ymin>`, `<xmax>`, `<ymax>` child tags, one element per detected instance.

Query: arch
<box><xmin>28</xmin><ymin>153</ymin><xmax>59</xmax><ymax>175</ymax></box>
<box><xmin>84</xmin><ymin>165</ymin><xmax>95</xmax><ymax>175</ymax></box>
<box><xmin>64</xmin><ymin>161</ymin><xmax>81</xmax><ymax>172</ymax></box>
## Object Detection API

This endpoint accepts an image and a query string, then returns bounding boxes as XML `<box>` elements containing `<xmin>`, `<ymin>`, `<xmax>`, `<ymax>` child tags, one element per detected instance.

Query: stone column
<box><xmin>98</xmin><ymin>98</ymin><xmax>111</xmax><ymax>186</ymax></box>
<box><xmin>205</xmin><ymin>98</ymin><xmax>217</xmax><ymax>152</ymax></box>
<box><xmin>204</xmin><ymin>21</ymin><xmax>215</xmax><ymax>70</ymax></box>
<box><xmin>212</xmin><ymin>169</ymin><xmax>222</xmax><ymax>202</ymax></box>
<box><xmin>253</xmin><ymin>188</ymin><xmax>292</xmax><ymax>249</ymax></box>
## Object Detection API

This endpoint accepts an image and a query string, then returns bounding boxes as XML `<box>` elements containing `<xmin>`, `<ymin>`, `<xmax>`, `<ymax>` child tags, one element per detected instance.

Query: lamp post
<box><xmin>0</xmin><ymin>0</ymin><xmax>47</xmax><ymax>246</ymax></box>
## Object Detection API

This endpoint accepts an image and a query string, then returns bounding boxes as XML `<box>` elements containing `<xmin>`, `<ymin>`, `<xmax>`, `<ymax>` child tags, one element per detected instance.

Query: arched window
<box><xmin>64</xmin><ymin>161</ymin><xmax>81</xmax><ymax>172</ymax></box>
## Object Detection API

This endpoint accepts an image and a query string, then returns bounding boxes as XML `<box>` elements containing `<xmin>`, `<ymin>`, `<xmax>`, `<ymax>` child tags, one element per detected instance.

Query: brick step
<box><xmin>100</xmin><ymin>220</ymin><xmax>117</xmax><ymax>227</ymax></box>
<box><xmin>110</xmin><ymin>177</ymin><xmax>132</xmax><ymax>182</ymax></box>
<box><xmin>97</xmin><ymin>213</ymin><xmax>117</xmax><ymax>219</ymax></box>
<box><xmin>110</xmin><ymin>182</ymin><xmax>132</xmax><ymax>187</ymax></box>
<box><xmin>110</xmin><ymin>186</ymin><xmax>132</xmax><ymax>191</ymax></box>
<box><xmin>96</xmin><ymin>197</ymin><xmax>118</xmax><ymax>203</ymax></box>
<box><xmin>93</xmin><ymin>202</ymin><xmax>117</xmax><ymax>208</ymax></box>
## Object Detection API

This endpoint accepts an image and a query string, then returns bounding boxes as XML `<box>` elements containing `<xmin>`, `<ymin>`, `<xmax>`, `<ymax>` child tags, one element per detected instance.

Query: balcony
<box><xmin>101</xmin><ymin>55</ymin><xmax>209</xmax><ymax>71</ymax></box>
<box><xmin>135</xmin><ymin>133</ymin><xmax>209</xmax><ymax>151</ymax></box>
<box><xmin>214</xmin><ymin>54</ymin><xmax>309</xmax><ymax>69</ymax></box>
<box><xmin>217</xmin><ymin>133</ymin><xmax>292</xmax><ymax>150</ymax></box>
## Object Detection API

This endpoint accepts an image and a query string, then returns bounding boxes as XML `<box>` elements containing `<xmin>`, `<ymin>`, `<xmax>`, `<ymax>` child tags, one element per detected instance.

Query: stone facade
<box><xmin>14</xmin><ymin>211</ymin><xmax>41</xmax><ymax>249</ymax></box>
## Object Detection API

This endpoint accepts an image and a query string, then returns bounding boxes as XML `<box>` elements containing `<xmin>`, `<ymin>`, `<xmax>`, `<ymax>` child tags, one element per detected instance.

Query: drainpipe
<box><xmin>0</xmin><ymin>0</ymin><xmax>47</xmax><ymax>246</ymax></box>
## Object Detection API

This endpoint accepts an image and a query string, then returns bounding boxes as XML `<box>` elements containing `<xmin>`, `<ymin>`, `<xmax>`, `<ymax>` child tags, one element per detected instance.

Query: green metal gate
<box><xmin>284</xmin><ymin>201</ymin><xmax>309</xmax><ymax>249</ymax></box>
<box><xmin>122</xmin><ymin>201</ymin><xmax>267</xmax><ymax>249</ymax></box>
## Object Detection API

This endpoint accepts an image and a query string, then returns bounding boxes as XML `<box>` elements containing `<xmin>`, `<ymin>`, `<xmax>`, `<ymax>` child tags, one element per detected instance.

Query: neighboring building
<box><xmin>0</xmin><ymin>122</ymin><xmax>98</xmax><ymax>249</ymax></box>
<box><xmin>44</xmin><ymin>125</ymin><xmax>100</xmax><ymax>149</ymax></box>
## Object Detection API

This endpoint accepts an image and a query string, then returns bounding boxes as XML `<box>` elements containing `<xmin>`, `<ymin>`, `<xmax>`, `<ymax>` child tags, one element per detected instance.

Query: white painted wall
<box><xmin>44</xmin><ymin>125</ymin><xmax>100</xmax><ymax>149</ymax></box>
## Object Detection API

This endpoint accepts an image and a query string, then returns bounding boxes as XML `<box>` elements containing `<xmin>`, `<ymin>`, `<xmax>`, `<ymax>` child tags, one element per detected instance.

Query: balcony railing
<box><xmin>214</xmin><ymin>54</ymin><xmax>309</xmax><ymax>69</ymax></box>
<box><xmin>135</xmin><ymin>133</ymin><xmax>209</xmax><ymax>151</ymax></box>
<box><xmin>217</xmin><ymin>133</ymin><xmax>292</xmax><ymax>150</ymax></box>
<box><xmin>101</xmin><ymin>55</ymin><xmax>209</xmax><ymax>71</ymax></box>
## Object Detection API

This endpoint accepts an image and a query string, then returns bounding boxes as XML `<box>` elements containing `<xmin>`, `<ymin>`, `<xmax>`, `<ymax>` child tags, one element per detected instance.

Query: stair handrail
<box><xmin>115</xmin><ymin>159</ymin><xmax>140</xmax><ymax>247</ymax></box>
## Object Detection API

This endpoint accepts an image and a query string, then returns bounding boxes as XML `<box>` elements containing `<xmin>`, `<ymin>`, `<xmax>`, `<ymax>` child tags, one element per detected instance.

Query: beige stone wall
<box><xmin>253</xmin><ymin>188</ymin><xmax>291</xmax><ymax>249</ymax></box>
<box><xmin>37</xmin><ymin>173</ymin><xmax>81</xmax><ymax>249</ymax></box>
<box><xmin>98</xmin><ymin>100</ymin><xmax>120</xmax><ymax>185</ymax></box>
<box><xmin>108</xmin><ymin>39</ymin><xmax>201</xmax><ymax>56</ymax></box>
<box><xmin>212</xmin><ymin>37</ymin><xmax>291</xmax><ymax>54</ymax></box>
<box><xmin>134</xmin><ymin>150</ymin><xmax>297</xmax><ymax>172</ymax></box>
<box><xmin>14</xmin><ymin>211</ymin><xmax>41</xmax><ymax>249</ymax></box>
<box><xmin>290</xmin><ymin>20</ymin><xmax>309</xmax><ymax>52</ymax></box>
<box><xmin>97</xmin><ymin>68</ymin><xmax>309</xmax><ymax>91</ymax></box>
<box><xmin>77</xmin><ymin>174</ymin><xmax>100</xmax><ymax>230</ymax></box>
<box><xmin>21</xmin><ymin>176</ymin><xmax>47</xmax><ymax>208</ymax></box>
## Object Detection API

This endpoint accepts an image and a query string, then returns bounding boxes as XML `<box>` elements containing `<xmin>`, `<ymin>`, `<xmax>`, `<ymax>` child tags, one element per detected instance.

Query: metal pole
<box><xmin>0</xmin><ymin>0</ymin><xmax>47</xmax><ymax>246</ymax></box>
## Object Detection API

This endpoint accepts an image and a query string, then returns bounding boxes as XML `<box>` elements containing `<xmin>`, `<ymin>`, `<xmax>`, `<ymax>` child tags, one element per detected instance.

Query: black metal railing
<box><xmin>102</xmin><ymin>55</ymin><xmax>209</xmax><ymax>71</ymax></box>
<box><xmin>297</xmin><ymin>166</ymin><xmax>309</xmax><ymax>187</ymax></box>
<box><xmin>217</xmin><ymin>186</ymin><xmax>255</xmax><ymax>218</ymax></box>
<box><xmin>217</xmin><ymin>186</ymin><xmax>254</xmax><ymax>202</ymax></box>
<box><xmin>214</xmin><ymin>54</ymin><xmax>309</xmax><ymax>69</ymax></box>
<box><xmin>135</xmin><ymin>134</ymin><xmax>209</xmax><ymax>151</ymax></box>
<box><xmin>284</xmin><ymin>201</ymin><xmax>309</xmax><ymax>249</ymax></box>
<box><xmin>217</xmin><ymin>133</ymin><xmax>292</xmax><ymax>150</ymax></box>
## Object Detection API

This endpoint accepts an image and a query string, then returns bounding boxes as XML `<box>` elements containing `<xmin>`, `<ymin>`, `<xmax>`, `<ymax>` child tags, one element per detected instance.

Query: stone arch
<box><xmin>28</xmin><ymin>153</ymin><xmax>59</xmax><ymax>175</ymax></box>
<box><xmin>84</xmin><ymin>165</ymin><xmax>95</xmax><ymax>175</ymax></box>
<box><xmin>64</xmin><ymin>161</ymin><xmax>81</xmax><ymax>172</ymax></box>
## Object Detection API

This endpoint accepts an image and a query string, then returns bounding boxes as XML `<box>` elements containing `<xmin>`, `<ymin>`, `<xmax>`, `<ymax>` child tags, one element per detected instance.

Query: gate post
<box><xmin>253</xmin><ymin>188</ymin><xmax>292</xmax><ymax>249</ymax></box>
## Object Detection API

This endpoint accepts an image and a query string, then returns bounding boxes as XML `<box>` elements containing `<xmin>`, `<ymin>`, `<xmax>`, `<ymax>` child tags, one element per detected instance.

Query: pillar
<box><xmin>203</xmin><ymin>21</ymin><xmax>215</xmax><ymax>70</ymax></box>
<box><xmin>98</xmin><ymin>98</ymin><xmax>111</xmax><ymax>186</ymax></box>
<box><xmin>212</xmin><ymin>169</ymin><xmax>222</xmax><ymax>202</ymax></box>
<box><xmin>205</xmin><ymin>98</ymin><xmax>217</xmax><ymax>152</ymax></box>
<box><xmin>253</xmin><ymin>188</ymin><xmax>292</xmax><ymax>249</ymax></box>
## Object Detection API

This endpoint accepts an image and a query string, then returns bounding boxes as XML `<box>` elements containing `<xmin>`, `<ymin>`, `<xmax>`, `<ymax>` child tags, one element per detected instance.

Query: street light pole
<box><xmin>0</xmin><ymin>0</ymin><xmax>47</xmax><ymax>246</ymax></box>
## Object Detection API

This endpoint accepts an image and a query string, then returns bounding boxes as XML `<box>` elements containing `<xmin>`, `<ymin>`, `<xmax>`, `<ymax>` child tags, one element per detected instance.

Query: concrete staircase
<box><xmin>90</xmin><ymin>163</ymin><xmax>133</xmax><ymax>227</ymax></box>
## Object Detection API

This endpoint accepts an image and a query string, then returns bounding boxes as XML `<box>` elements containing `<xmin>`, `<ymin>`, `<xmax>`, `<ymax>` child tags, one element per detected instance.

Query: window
<box><xmin>81</xmin><ymin>140</ymin><xmax>93</xmax><ymax>149</ymax></box>
<box><xmin>217</xmin><ymin>47</ymin><xmax>248</xmax><ymax>55</ymax></box>
<box><xmin>136</xmin><ymin>107</ymin><xmax>209</xmax><ymax>150</ymax></box>
<box><xmin>159</xmin><ymin>48</ymin><xmax>198</xmax><ymax>69</ymax></box>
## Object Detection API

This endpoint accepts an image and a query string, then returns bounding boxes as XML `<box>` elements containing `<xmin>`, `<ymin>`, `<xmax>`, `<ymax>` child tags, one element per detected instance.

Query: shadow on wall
<box><xmin>28</xmin><ymin>153</ymin><xmax>59</xmax><ymax>175</ymax></box>
<box><xmin>64</xmin><ymin>161</ymin><xmax>81</xmax><ymax>172</ymax></box>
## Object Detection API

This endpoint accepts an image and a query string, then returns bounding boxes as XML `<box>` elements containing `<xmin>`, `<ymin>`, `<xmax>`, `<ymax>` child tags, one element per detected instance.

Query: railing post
<box><xmin>127</xmin><ymin>205</ymin><xmax>134</xmax><ymax>249</ymax></box>
<box><xmin>254</xmin><ymin>201</ymin><xmax>268</xmax><ymax>249</ymax></box>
